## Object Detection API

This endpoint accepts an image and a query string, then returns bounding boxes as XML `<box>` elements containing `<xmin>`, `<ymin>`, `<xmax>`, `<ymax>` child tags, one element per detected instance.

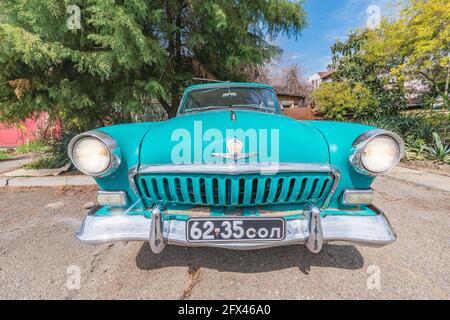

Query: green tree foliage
<box><xmin>366</xmin><ymin>0</ymin><xmax>450</xmax><ymax>100</ymax></box>
<box><xmin>330</xmin><ymin>29</ymin><xmax>406</xmax><ymax>115</ymax></box>
<box><xmin>312</xmin><ymin>81</ymin><xmax>378</xmax><ymax>121</ymax></box>
<box><xmin>0</xmin><ymin>0</ymin><xmax>306</xmax><ymax>127</ymax></box>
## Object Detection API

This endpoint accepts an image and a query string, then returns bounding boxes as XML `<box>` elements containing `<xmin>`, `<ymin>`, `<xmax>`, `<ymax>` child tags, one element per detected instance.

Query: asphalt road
<box><xmin>0</xmin><ymin>176</ymin><xmax>449</xmax><ymax>299</ymax></box>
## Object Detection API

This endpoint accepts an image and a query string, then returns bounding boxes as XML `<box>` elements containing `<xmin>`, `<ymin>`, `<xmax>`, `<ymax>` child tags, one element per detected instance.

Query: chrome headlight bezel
<box><xmin>349</xmin><ymin>129</ymin><xmax>404</xmax><ymax>176</ymax></box>
<box><xmin>68</xmin><ymin>131</ymin><xmax>121</xmax><ymax>177</ymax></box>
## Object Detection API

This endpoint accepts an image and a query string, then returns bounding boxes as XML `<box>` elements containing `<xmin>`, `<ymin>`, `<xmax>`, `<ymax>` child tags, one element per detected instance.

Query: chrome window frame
<box><xmin>177</xmin><ymin>85</ymin><xmax>282</xmax><ymax>115</ymax></box>
<box><xmin>349</xmin><ymin>129</ymin><xmax>405</xmax><ymax>176</ymax></box>
<box><xmin>68</xmin><ymin>130</ymin><xmax>122</xmax><ymax>177</ymax></box>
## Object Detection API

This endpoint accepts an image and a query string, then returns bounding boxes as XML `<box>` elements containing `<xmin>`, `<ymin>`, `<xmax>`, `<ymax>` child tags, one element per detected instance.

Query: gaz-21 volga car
<box><xmin>69</xmin><ymin>82</ymin><xmax>403</xmax><ymax>254</ymax></box>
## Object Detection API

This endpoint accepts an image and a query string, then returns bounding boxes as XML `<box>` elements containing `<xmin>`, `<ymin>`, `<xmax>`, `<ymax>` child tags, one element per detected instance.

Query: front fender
<box><xmin>94</xmin><ymin>123</ymin><xmax>156</xmax><ymax>206</ymax></box>
<box><xmin>305</xmin><ymin>120</ymin><xmax>376</xmax><ymax>209</ymax></box>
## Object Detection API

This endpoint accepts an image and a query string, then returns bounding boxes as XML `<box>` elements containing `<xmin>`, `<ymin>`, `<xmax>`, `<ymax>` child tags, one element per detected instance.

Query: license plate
<box><xmin>186</xmin><ymin>217</ymin><xmax>285</xmax><ymax>242</ymax></box>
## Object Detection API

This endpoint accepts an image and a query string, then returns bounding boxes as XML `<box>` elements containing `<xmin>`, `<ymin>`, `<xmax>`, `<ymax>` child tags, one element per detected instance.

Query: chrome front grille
<box><xmin>136</xmin><ymin>172</ymin><xmax>334</xmax><ymax>207</ymax></box>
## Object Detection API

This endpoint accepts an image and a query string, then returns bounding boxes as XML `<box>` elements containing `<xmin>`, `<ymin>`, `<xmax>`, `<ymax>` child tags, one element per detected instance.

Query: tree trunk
<box><xmin>158</xmin><ymin>97</ymin><xmax>177</xmax><ymax>118</ymax></box>
<box><xmin>445</xmin><ymin>61</ymin><xmax>450</xmax><ymax>98</ymax></box>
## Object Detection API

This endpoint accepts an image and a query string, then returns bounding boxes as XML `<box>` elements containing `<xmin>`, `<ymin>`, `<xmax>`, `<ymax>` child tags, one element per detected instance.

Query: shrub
<box><xmin>405</xmin><ymin>136</ymin><xmax>428</xmax><ymax>161</ymax></box>
<box><xmin>312</xmin><ymin>82</ymin><xmax>379</xmax><ymax>121</ymax></box>
<box><xmin>425</xmin><ymin>133</ymin><xmax>450</xmax><ymax>163</ymax></box>
<box><xmin>15</xmin><ymin>140</ymin><xmax>49</xmax><ymax>154</ymax></box>
<box><xmin>24</xmin><ymin>125</ymin><xmax>82</xmax><ymax>169</ymax></box>
<box><xmin>0</xmin><ymin>150</ymin><xmax>9</xmax><ymax>161</ymax></box>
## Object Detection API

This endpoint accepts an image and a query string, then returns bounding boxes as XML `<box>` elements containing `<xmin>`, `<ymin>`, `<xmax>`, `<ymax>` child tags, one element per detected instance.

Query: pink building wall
<box><xmin>0</xmin><ymin>113</ymin><xmax>61</xmax><ymax>147</ymax></box>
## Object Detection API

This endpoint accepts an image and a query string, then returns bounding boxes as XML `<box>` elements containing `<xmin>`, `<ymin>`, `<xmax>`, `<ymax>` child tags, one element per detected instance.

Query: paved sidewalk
<box><xmin>0</xmin><ymin>156</ymin><xmax>34</xmax><ymax>174</ymax></box>
<box><xmin>386</xmin><ymin>166</ymin><xmax>450</xmax><ymax>192</ymax></box>
<box><xmin>0</xmin><ymin>175</ymin><xmax>95</xmax><ymax>187</ymax></box>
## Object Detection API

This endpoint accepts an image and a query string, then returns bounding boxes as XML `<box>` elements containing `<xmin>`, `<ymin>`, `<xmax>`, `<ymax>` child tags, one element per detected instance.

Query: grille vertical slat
<box><xmin>318</xmin><ymin>178</ymin><xmax>330</xmax><ymax>199</ymax></box>
<box><xmin>226</xmin><ymin>179</ymin><xmax>232</xmax><ymax>205</ymax></box>
<box><xmin>186</xmin><ymin>178</ymin><xmax>196</xmax><ymax>203</ymax></box>
<box><xmin>278</xmin><ymin>178</ymin><xmax>293</xmax><ymax>203</ymax></box>
<box><xmin>179</xmin><ymin>178</ymin><xmax>189</xmax><ymax>203</ymax></box>
<box><xmin>204</xmin><ymin>178</ymin><xmax>214</xmax><ymax>204</ymax></box>
<box><xmin>297</xmin><ymin>178</ymin><xmax>311</xmax><ymax>202</ymax></box>
<box><xmin>174</xmin><ymin>178</ymin><xmax>183</xmax><ymax>202</ymax></box>
<box><xmin>310</xmin><ymin>178</ymin><xmax>326</xmax><ymax>200</ymax></box>
<box><xmin>212</xmin><ymin>178</ymin><xmax>219</xmax><ymax>205</ymax></box>
<box><xmin>306</xmin><ymin>178</ymin><xmax>319</xmax><ymax>200</ymax></box>
<box><xmin>287</xmin><ymin>178</ymin><xmax>302</xmax><ymax>202</ymax></box>
<box><xmin>243</xmin><ymin>179</ymin><xmax>253</xmax><ymax>204</ymax></box>
<box><xmin>150</xmin><ymin>178</ymin><xmax>161</xmax><ymax>200</ymax></box>
<box><xmin>192</xmin><ymin>178</ymin><xmax>203</xmax><ymax>204</ymax></box>
<box><xmin>262</xmin><ymin>179</ymin><xmax>271</xmax><ymax>203</ymax></box>
<box><xmin>231</xmin><ymin>179</ymin><xmax>240</xmax><ymax>205</ymax></box>
<box><xmin>218</xmin><ymin>178</ymin><xmax>227</xmax><ymax>204</ymax></box>
<box><xmin>140</xmin><ymin>179</ymin><xmax>151</xmax><ymax>198</ymax></box>
<box><xmin>266</xmin><ymin>178</ymin><xmax>279</xmax><ymax>203</ymax></box>
<box><xmin>250</xmin><ymin>178</ymin><xmax>258</xmax><ymax>204</ymax></box>
<box><xmin>199</xmin><ymin>178</ymin><xmax>207</xmax><ymax>204</ymax></box>
<box><xmin>162</xmin><ymin>178</ymin><xmax>173</xmax><ymax>202</ymax></box>
<box><xmin>255</xmin><ymin>178</ymin><xmax>267</xmax><ymax>204</ymax></box>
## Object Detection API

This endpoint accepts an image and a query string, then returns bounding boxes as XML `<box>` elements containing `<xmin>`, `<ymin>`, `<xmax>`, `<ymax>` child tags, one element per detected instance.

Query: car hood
<box><xmin>140</xmin><ymin>110</ymin><xmax>330</xmax><ymax>165</ymax></box>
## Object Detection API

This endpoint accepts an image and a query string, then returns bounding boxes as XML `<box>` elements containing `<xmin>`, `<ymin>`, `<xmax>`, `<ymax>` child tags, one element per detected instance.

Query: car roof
<box><xmin>184</xmin><ymin>82</ymin><xmax>275</xmax><ymax>92</ymax></box>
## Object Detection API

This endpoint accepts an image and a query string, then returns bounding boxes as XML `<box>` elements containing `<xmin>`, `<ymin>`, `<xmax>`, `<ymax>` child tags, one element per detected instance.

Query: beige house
<box><xmin>307</xmin><ymin>70</ymin><xmax>334</xmax><ymax>90</ymax></box>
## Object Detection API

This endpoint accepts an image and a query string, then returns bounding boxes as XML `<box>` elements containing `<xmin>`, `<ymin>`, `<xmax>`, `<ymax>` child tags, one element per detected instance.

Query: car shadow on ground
<box><xmin>135</xmin><ymin>243</ymin><xmax>364</xmax><ymax>274</ymax></box>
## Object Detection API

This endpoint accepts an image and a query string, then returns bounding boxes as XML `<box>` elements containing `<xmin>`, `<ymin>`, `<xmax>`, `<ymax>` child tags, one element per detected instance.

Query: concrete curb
<box><xmin>0</xmin><ymin>175</ymin><xmax>95</xmax><ymax>187</ymax></box>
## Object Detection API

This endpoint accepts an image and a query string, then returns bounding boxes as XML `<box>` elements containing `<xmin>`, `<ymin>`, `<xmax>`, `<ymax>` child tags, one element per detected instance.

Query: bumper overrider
<box><xmin>76</xmin><ymin>204</ymin><xmax>396</xmax><ymax>254</ymax></box>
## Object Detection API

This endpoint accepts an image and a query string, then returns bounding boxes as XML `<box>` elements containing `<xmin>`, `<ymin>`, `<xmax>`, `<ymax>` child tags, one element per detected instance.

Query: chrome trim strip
<box><xmin>322</xmin><ymin>166</ymin><xmax>340</xmax><ymax>209</ymax></box>
<box><xmin>128</xmin><ymin>165</ymin><xmax>140</xmax><ymax>198</ymax></box>
<box><xmin>349</xmin><ymin>129</ymin><xmax>405</xmax><ymax>176</ymax></box>
<box><xmin>68</xmin><ymin>130</ymin><xmax>122</xmax><ymax>177</ymax></box>
<box><xmin>341</xmin><ymin>189</ymin><xmax>374</xmax><ymax>205</ymax></box>
<box><xmin>76</xmin><ymin>205</ymin><xmax>396</xmax><ymax>249</ymax></box>
<box><xmin>97</xmin><ymin>191</ymin><xmax>128</xmax><ymax>207</ymax></box>
<box><xmin>138</xmin><ymin>162</ymin><xmax>333</xmax><ymax>175</ymax></box>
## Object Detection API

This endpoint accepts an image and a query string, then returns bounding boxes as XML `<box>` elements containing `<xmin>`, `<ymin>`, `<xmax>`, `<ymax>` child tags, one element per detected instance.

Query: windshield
<box><xmin>180</xmin><ymin>86</ymin><xmax>281</xmax><ymax>114</ymax></box>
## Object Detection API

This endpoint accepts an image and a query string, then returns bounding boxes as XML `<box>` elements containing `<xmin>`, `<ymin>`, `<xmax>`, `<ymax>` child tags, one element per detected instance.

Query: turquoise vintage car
<box><xmin>69</xmin><ymin>82</ymin><xmax>403</xmax><ymax>254</ymax></box>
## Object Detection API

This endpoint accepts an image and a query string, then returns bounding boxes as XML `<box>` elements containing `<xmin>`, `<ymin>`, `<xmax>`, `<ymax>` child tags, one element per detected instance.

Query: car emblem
<box><xmin>212</xmin><ymin>138</ymin><xmax>258</xmax><ymax>161</ymax></box>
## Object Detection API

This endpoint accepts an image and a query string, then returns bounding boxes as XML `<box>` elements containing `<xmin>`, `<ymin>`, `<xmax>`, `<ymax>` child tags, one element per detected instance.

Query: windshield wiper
<box><xmin>230</xmin><ymin>104</ymin><xmax>274</xmax><ymax>113</ymax></box>
<box><xmin>184</xmin><ymin>106</ymin><xmax>231</xmax><ymax>113</ymax></box>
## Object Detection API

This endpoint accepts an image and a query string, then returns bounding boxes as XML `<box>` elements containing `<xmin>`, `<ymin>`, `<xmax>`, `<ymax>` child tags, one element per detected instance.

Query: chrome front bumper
<box><xmin>76</xmin><ymin>205</ymin><xmax>396</xmax><ymax>253</ymax></box>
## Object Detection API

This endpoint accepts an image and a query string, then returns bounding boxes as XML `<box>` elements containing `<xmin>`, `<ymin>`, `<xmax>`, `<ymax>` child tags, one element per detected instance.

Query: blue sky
<box><xmin>276</xmin><ymin>0</ymin><xmax>401</xmax><ymax>78</ymax></box>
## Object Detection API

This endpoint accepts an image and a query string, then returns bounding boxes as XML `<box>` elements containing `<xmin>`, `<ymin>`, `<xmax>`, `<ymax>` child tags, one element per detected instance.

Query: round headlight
<box><xmin>351</xmin><ymin>130</ymin><xmax>404</xmax><ymax>175</ymax></box>
<box><xmin>73</xmin><ymin>138</ymin><xmax>111</xmax><ymax>175</ymax></box>
<box><xmin>68</xmin><ymin>131</ymin><xmax>121</xmax><ymax>177</ymax></box>
<box><xmin>361</xmin><ymin>136</ymin><xmax>399</xmax><ymax>173</ymax></box>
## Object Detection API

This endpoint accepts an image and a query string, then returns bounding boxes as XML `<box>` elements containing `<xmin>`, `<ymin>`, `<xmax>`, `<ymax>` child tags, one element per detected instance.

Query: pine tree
<box><xmin>0</xmin><ymin>0</ymin><xmax>306</xmax><ymax>126</ymax></box>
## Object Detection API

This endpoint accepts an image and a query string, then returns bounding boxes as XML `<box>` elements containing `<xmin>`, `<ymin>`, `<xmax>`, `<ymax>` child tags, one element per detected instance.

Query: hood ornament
<box><xmin>212</xmin><ymin>138</ymin><xmax>257</xmax><ymax>161</ymax></box>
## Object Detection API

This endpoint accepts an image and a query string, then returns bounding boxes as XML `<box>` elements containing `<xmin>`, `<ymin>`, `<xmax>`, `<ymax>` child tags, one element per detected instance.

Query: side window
<box><xmin>266</xmin><ymin>90</ymin><xmax>280</xmax><ymax>112</ymax></box>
